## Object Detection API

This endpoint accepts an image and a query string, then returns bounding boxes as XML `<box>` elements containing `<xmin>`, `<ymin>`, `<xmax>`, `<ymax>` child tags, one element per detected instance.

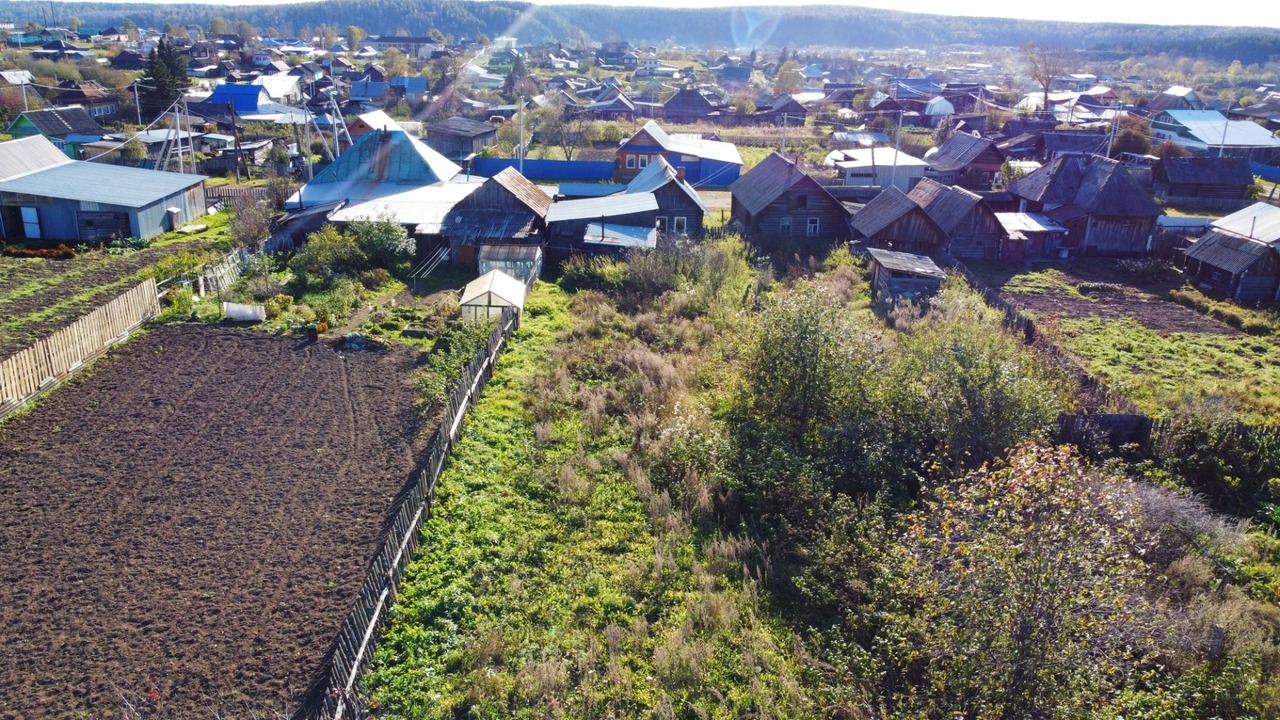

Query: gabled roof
<box><xmin>490</xmin><ymin>167</ymin><xmax>551</xmax><ymax>218</ymax></box>
<box><xmin>546</xmin><ymin>192</ymin><xmax>658</xmax><ymax>223</ymax></box>
<box><xmin>664</xmin><ymin>87</ymin><xmax>717</xmax><ymax>113</ymax></box>
<box><xmin>8</xmin><ymin>106</ymin><xmax>103</xmax><ymax>138</ymax></box>
<box><xmin>0</xmin><ymin>135</ymin><xmax>73</xmax><ymax>181</ymax></box>
<box><xmin>309</xmin><ymin>126</ymin><xmax>459</xmax><ymax>186</ymax></box>
<box><xmin>907</xmin><ymin>178</ymin><xmax>984</xmax><ymax>235</ymax></box>
<box><xmin>730</xmin><ymin>152</ymin><xmax>833</xmax><ymax>217</ymax></box>
<box><xmin>1042</xmin><ymin>132</ymin><xmax>1108</xmax><ymax>155</ymax></box>
<box><xmin>1158</xmin><ymin>156</ymin><xmax>1253</xmax><ymax>186</ymax></box>
<box><xmin>626</xmin><ymin>120</ymin><xmax>742</xmax><ymax>166</ymax></box>
<box><xmin>207</xmin><ymin>83</ymin><xmax>268</xmax><ymax>113</ymax></box>
<box><xmin>0</xmin><ymin>155</ymin><xmax>205</xmax><ymax>208</ymax></box>
<box><xmin>428</xmin><ymin>115</ymin><xmax>496</xmax><ymax>138</ymax></box>
<box><xmin>1008</xmin><ymin>154</ymin><xmax>1162</xmax><ymax>218</ymax></box>
<box><xmin>852</xmin><ymin>186</ymin><xmax>938</xmax><ymax>237</ymax></box>
<box><xmin>867</xmin><ymin>247</ymin><xmax>946</xmax><ymax>279</ymax></box>
<box><xmin>252</xmin><ymin>73</ymin><xmax>300</xmax><ymax>100</ymax></box>
<box><xmin>461</xmin><ymin>269</ymin><xmax>527</xmax><ymax>307</ymax></box>
<box><xmin>1211</xmin><ymin>202</ymin><xmax>1280</xmax><ymax>244</ymax></box>
<box><xmin>1157</xmin><ymin>110</ymin><xmax>1280</xmax><ymax>148</ymax></box>
<box><xmin>926</xmin><ymin>133</ymin><xmax>1000</xmax><ymax>173</ymax></box>
<box><xmin>624</xmin><ymin>155</ymin><xmax>708</xmax><ymax>214</ymax></box>
<box><xmin>1183</xmin><ymin>229</ymin><xmax>1275</xmax><ymax>274</ymax></box>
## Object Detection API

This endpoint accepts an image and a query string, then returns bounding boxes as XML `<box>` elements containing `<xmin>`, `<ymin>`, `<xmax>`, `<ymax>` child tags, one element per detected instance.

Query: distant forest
<box><xmin>9</xmin><ymin>0</ymin><xmax>1280</xmax><ymax>65</ymax></box>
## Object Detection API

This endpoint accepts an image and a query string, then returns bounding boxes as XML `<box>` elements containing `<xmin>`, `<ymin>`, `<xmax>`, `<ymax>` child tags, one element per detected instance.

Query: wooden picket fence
<box><xmin>0</xmin><ymin>279</ymin><xmax>160</xmax><ymax>420</ymax></box>
<box><xmin>308</xmin><ymin>306</ymin><xmax>519</xmax><ymax>720</ymax></box>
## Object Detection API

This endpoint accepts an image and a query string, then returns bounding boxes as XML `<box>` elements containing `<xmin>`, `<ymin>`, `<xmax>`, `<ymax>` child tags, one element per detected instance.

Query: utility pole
<box><xmin>184</xmin><ymin>98</ymin><xmax>197</xmax><ymax>172</ymax></box>
<box><xmin>20</xmin><ymin>81</ymin><xmax>28</xmax><ymax>112</ymax></box>
<box><xmin>518</xmin><ymin>97</ymin><xmax>524</xmax><ymax>175</ymax></box>
<box><xmin>133</xmin><ymin>82</ymin><xmax>140</xmax><ymax>125</ymax></box>
<box><xmin>890</xmin><ymin>109</ymin><xmax>902</xmax><ymax>191</ymax></box>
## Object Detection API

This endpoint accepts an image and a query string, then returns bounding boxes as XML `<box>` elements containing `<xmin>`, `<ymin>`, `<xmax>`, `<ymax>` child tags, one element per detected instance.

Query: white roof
<box><xmin>831</xmin><ymin>147</ymin><xmax>929</xmax><ymax>169</ymax></box>
<box><xmin>996</xmin><ymin>212</ymin><xmax>1067</xmax><ymax>235</ymax></box>
<box><xmin>583</xmin><ymin>223</ymin><xmax>658</xmax><ymax>249</ymax></box>
<box><xmin>1211</xmin><ymin>202</ymin><xmax>1280</xmax><ymax>244</ymax></box>
<box><xmin>289</xmin><ymin>176</ymin><xmax>483</xmax><ymax>229</ymax></box>
<box><xmin>635</xmin><ymin>120</ymin><xmax>742</xmax><ymax>166</ymax></box>
<box><xmin>1160</xmin><ymin>110</ymin><xmax>1280</xmax><ymax>149</ymax></box>
<box><xmin>924</xmin><ymin>96</ymin><xmax>955</xmax><ymax>116</ymax></box>
<box><xmin>460</xmin><ymin>269</ymin><xmax>527</xmax><ymax>307</ymax></box>
<box><xmin>252</xmin><ymin>73</ymin><xmax>300</xmax><ymax>100</ymax></box>
<box><xmin>624</xmin><ymin>156</ymin><xmax>708</xmax><ymax>214</ymax></box>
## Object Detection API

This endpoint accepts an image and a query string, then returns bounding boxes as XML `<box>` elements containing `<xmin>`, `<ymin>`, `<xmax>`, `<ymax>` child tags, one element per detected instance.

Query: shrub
<box><xmin>242</xmin><ymin>274</ymin><xmax>285</xmax><ymax>301</ymax></box>
<box><xmin>559</xmin><ymin>254</ymin><xmax>627</xmax><ymax>293</ymax></box>
<box><xmin>263</xmin><ymin>292</ymin><xmax>293</xmax><ymax>320</ymax></box>
<box><xmin>359</xmin><ymin>267</ymin><xmax>391</xmax><ymax>290</ymax></box>
<box><xmin>288</xmin><ymin>224</ymin><xmax>366</xmax><ymax>292</ymax></box>
<box><xmin>163</xmin><ymin>286</ymin><xmax>195</xmax><ymax>317</ymax></box>
<box><xmin>349</xmin><ymin>216</ymin><xmax>413</xmax><ymax>268</ymax></box>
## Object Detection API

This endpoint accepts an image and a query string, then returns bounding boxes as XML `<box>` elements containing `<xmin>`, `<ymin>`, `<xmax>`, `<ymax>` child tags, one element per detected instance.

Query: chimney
<box><xmin>675</xmin><ymin>165</ymin><xmax>685</xmax><ymax>181</ymax></box>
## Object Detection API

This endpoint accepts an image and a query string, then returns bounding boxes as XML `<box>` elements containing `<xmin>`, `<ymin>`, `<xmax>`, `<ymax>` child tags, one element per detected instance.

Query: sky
<box><xmin>41</xmin><ymin>0</ymin><xmax>1280</xmax><ymax>29</ymax></box>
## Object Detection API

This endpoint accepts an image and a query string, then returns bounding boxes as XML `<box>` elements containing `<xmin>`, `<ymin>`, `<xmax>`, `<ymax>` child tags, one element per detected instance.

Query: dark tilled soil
<box><xmin>0</xmin><ymin>325</ymin><xmax>423</xmax><ymax>719</ymax></box>
<box><xmin>1012</xmin><ymin>288</ymin><xmax>1240</xmax><ymax>336</ymax></box>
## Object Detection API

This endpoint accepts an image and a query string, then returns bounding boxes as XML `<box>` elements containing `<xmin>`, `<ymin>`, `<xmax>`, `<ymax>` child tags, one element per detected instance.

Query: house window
<box><xmin>807</xmin><ymin>217</ymin><xmax>820</xmax><ymax>237</ymax></box>
<box><xmin>1211</xmin><ymin>271</ymin><xmax>1223</xmax><ymax>282</ymax></box>
<box><xmin>795</xmin><ymin>195</ymin><xmax>808</xmax><ymax>210</ymax></box>
<box><xmin>21</xmin><ymin>207</ymin><xmax>40</xmax><ymax>239</ymax></box>
<box><xmin>626</xmin><ymin>154</ymin><xmax>635</xmax><ymax>169</ymax></box>
<box><xmin>655</xmin><ymin>216</ymin><xmax>667</xmax><ymax>232</ymax></box>
<box><xmin>779</xmin><ymin>217</ymin><xmax>792</xmax><ymax>236</ymax></box>
<box><xmin>638</xmin><ymin>154</ymin><xmax>648</xmax><ymax>169</ymax></box>
<box><xmin>673</xmin><ymin>216</ymin><xmax>687</xmax><ymax>234</ymax></box>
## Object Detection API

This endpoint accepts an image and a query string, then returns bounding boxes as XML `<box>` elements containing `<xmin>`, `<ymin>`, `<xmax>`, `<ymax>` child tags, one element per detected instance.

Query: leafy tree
<box><xmin>997</xmin><ymin>159</ymin><xmax>1027</xmax><ymax>188</ymax></box>
<box><xmin>348</xmin><ymin>215</ymin><xmax>413</xmax><ymax>268</ymax></box>
<box><xmin>1154</xmin><ymin>139</ymin><xmax>1193</xmax><ymax>159</ymax></box>
<box><xmin>1112</xmin><ymin>128</ymin><xmax>1153</xmax><ymax>157</ymax></box>
<box><xmin>207</xmin><ymin>16</ymin><xmax>230</xmax><ymax>35</ymax></box>
<box><xmin>229</xmin><ymin>197</ymin><xmax>273</xmax><ymax>249</ymax></box>
<box><xmin>67</xmin><ymin>16</ymin><xmax>82</xmax><ymax>32</ymax></box>
<box><xmin>383</xmin><ymin>48</ymin><xmax>409</xmax><ymax>78</ymax></box>
<box><xmin>772</xmin><ymin>60</ymin><xmax>803</xmax><ymax>96</ymax></box>
<box><xmin>120</xmin><ymin>137</ymin><xmax>147</xmax><ymax>161</ymax></box>
<box><xmin>346</xmin><ymin>25</ymin><xmax>367</xmax><ymax>53</ymax></box>
<box><xmin>428</xmin><ymin>28</ymin><xmax>446</xmax><ymax>43</ymax></box>
<box><xmin>235</xmin><ymin>20</ymin><xmax>256</xmax><ymax>42</ymax></box>
<box><xmin>503</xmin><ymin>54</ymin><xmax>528</xmax><ymax>97</ymax></box>
<box><xmin>477</xmin><ymin>33</ymin><xmax>490</xmax><ymax>46</ymax></box>
<box><xmin>288</xmin><ymin>224</ymin><xmax>366</xmax><ymax>291</ymax></box>
<box><xmin>881</xmin><ymin>444</ymin><xmax>1169</xmax><ymax>720</ymax></box>
<box><xmin>531</xmin><ymin>100</ymin><xmax>598</xmax><ymax>161</ymax></box>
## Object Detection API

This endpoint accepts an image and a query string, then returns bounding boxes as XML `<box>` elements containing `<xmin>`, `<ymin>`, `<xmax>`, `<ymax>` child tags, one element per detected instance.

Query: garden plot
<box><xmin>0</xmin><ymin>324</ymin><xmax>423</xmax><ymax>719</ymax></box>
<box><xmin>966</xmin><ymin>259</ymin><xmax>1280</xmax><ymax>420</ymax></box>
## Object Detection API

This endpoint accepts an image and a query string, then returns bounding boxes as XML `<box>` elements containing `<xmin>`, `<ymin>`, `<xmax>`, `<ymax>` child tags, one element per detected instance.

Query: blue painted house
<box><xmin>614</xmin><ymin>120</ymin><xmax>742</xmax><ymax>186</ymax></box>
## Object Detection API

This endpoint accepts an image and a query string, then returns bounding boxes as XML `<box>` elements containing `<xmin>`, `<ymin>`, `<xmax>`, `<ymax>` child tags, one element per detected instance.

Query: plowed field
<box><xmin>0</xmin><ymin>325</ymin><xmax>423</xmax><ymax>719</ymax></box>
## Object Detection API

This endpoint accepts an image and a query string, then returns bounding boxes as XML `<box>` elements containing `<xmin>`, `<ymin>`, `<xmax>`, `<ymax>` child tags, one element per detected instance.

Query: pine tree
<box><xmin>140</xmin><ymin>38</ymin><xmax>190</xmax><ymax>121</ymax></box>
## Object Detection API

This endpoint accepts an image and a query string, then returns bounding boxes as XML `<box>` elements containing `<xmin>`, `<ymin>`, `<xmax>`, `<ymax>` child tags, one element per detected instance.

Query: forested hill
<box><xmin>10</xmin><ymin>0</ymin><xmax>1280</xmax><ymax>64</ymax></box>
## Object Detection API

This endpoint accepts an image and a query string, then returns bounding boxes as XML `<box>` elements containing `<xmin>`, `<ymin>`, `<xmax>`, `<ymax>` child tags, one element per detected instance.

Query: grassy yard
<box><xmin>965</xmin><ymin>258</ymin><xmax>1280</xmax><ymax>421</ymax></box>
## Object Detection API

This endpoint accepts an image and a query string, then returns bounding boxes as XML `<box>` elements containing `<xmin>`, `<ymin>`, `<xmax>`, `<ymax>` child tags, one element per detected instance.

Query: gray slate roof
<box><xmin>907</xmin><ymin>178</ymin><xmax>984</xmax><ymax>235</ymax></box>
<box><xmin>490</xmin><ymin>167</ymin><xmax>552</xmax><ymax>218</ymax></box>
<box><xmin>867</xmin><ymin>247</ymin><xmax>946</xmax><ymax>278</ymax></box>
<box><xmin>1158</xmin><ymin>156</ymin><xmax>1253</xmax><ymax>186</ymax></box>
<box><xmin>1183</xmin><ymin>229</ymin><xmax>1275</xmax><ymax>274</ymax></box>
<box><xmin>851</xmin><ymin>186</ymin><xmax>931</xmax><ymax>237</ymax></box>
<box><xmin>1008</xmin><ymin>154</ymin><xmax>1162</xmax><ymax>218</ymax></box>
<box><xmin>10</xmin><ymin>106</ymin><xmax>103</xmax><ymax>138</ymax></box>
<box><xmin>926</xmin><ymin>133</ymin><xmax>999</xmax><ymax>173</ymax></box>
<box><xmin>0</xmin><ymin>135</ymin><xmax>72</xmax><ymax>181</ymax></box>
<box><xmin>729</xmin><ymin>151</ymin><xmax>840</xmax><ymax>217</ymax></box>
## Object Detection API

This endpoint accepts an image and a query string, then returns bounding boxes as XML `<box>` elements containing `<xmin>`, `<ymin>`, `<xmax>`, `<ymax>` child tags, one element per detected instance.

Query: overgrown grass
<box><xmin>367</xmin><ymin>281</ymin><xmax>813</xmax><ymax>719</ymax></box>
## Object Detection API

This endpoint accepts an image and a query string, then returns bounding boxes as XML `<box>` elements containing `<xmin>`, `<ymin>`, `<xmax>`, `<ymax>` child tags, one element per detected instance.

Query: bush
<box><xmin>163</xmin><ymin>285</ymin><xmax>195</xmax><ymax>317</ymax></box>
<box><xmin>559</xmin><ymin>254</ymin><xmax>628</xmax><ymax>293</ymax></box>
<box><xmin>359</xmin><ymin>267</ymin><xmax>391</xmax><ymax>290</ymax></box>
<box><xmin>349</xmin><ymin>216</ymin><xmax>413</xmax><ymax>268</ymax></box>
<box><xmin>263</xmin><ymin>293</ymin><xmax>294</xmax><ymax>320</ymax></box>
<box><xmin>288</xmin><ymin>224</ymin><xmax>366</xmax><ymax>292</ymax></box>
<box><xmin>242</xmin><ymin>274</ymin><xmax>285</xmax><ymax>301</ymax></box>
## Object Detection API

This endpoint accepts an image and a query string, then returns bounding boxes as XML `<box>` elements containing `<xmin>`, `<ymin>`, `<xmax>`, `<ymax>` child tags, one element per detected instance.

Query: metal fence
<box><xmin>0</xmin><ymin>279</ymin><xmax>160</xmax><ymax>420</ymax></box>
<box><xmin>307</xmin><ymin>306</ymin><xmax>519</xmax><ymax>720</ymax></box>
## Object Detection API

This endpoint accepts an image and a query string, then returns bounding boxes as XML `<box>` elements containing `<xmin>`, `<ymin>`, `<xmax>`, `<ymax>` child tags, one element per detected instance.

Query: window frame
<box><xmin>806</xmin><ymin>217</ymin><xmax>820</xmax><ymax>237</ymax></box>
<box><xmin>625</xmin><ymin>154</ymin><xmax>636</xmax><ymax>169</ymax></box>
<box><xmin>779</xmin><ymin>216</ymin><xmax>792</xmax><ymax>236</ymax></box>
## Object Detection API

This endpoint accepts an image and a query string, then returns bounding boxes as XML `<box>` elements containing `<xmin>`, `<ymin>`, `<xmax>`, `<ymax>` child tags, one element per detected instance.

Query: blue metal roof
<box><xmin>208</xmin><ymin>84</ymin><xmax>265</xmax><ymax>113</ymax></box>
<box><xmin>0</xmin><ymin>162</ymin><xmax>205</xmax><ymax>208</ymax></box>
<box><xmin>558</xmin><ymin>182</ymin><xmax>625</xmax><ymax>197</ymax></box>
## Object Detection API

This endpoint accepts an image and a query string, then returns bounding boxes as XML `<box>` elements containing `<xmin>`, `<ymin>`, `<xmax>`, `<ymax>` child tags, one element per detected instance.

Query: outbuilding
<box><xmin>866</xmin><ymin>247</ymin><xmax>946</xmax><ymax>304</ymax></box>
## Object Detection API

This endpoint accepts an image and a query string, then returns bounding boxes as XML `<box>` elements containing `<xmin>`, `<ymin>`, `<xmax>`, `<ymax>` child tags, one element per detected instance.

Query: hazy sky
<box><xmin>53</xmin><ymin>0</ymin><xmax>1280</xmax><ymax>29</ymax></box>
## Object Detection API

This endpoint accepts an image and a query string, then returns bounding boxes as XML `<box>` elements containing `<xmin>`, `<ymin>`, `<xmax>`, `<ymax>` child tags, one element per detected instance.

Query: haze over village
<box><xmin>1</xmin><ymin>2</ymin><xmax>1280</xmax><ymax>718</ymax></box>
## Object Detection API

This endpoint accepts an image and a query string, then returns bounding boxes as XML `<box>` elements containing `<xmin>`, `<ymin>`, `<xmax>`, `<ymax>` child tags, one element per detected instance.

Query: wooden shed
<box><xmin>867</xmin><ymin>247</ymin><xmax>946</xmax><ymax>304</ymax></box>
<box><xmin>460</xmin><ymin>269</ymin><xmax>527</xmax><ymax>325</ymax></box>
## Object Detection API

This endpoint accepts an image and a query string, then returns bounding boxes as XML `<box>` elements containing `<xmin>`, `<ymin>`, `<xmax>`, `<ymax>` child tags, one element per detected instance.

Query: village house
<box><xmin>1153</xmin><ymin>156</ymin><xmax>1255</xmax><ymax>204</ymax></box>
<box><xmin>1150</xmin><ymin>109</ymin><xmax>1280</xmax><ymax>162</ymax></box>
<box><xmin>1007</xmin><ymin>154</ymin><xmax>1163</xmax><ymax>256</ymax></box>
<box><xmin>441</xmin><ymin>167</ymin><xmax>550</xmax><ymax>267</ymax></box>
<box><xmin>4</xmin><ymin>107</ymin><xmax>105</xmax><ymax>158</ymax></box>
<box><xmin>545</xmin><ymin>193</ymin><xmax>659</xmax><ymax>258</ymax></box>
<box><xmin>623</xmin><ymin>155</ymin><xmax>709</xmax><ymax>237</ymax></box>
<box><xmin>729</xmin><ymin>152</ymin><xmax>851</xmax><ymax>254</ymax></box>
<box><xmin>849</xmin><ymin>186</ymin><xmax>949</xmax><ymax>256</ymax></box>
<box><xmin>829</xmin><ymin>147</ymin><xmax>928</xmax><ymax>192</ymax></box>
<box><xmin>924</xmin><ymin>133</ymin><xmax>1005</xmax><ymax>189</ymax></box>
<box><xmin>426</xmin><ymin>116</ymin><xmax>498</xmax><ymax>162</ymax></box>
<box><xmin>49</xmin><ymin>81</ymin><xmax>119</xmax><ymax>122</ymax></box>
<box><xmin>1182</xmin><ymin>202</ymin><xmax>1280</xmax><ymax>303</ymax></box>
<box><xmin>615</xmin><ymin>120</ymin><xmax>742</xmax><ymax>185</ymax></box>
<box><xmin>907</xmin><ymin>178</ymin><xmax>1005</xmax><ymax>260</ymax></box>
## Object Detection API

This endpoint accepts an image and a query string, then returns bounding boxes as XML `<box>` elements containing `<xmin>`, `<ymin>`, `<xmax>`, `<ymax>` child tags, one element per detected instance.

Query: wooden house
<box><xmin>4</xmin><ymin>107</ymin><xmax>105</xmax><ymax>158</ymax></box>
<box><xmin>1007</xmin><ymin>154</ymin><xmax>1163</xmax><ymax>256</ymax></box>
<box><xmin>749</xmin><ymin>95</ymin><xmax>806</xmax><ymax>126</ymax></box>
<box><xmin>624</xmin><ymin>155</ymin><xmax>708</xmax><ymax>238</ymax></box>
<box><xmin>664</xmin><ymin>87</ymin><xmax>721</xmax><ymax>124</ymax></box>
<box><xmin>544</xmin><ymin>193</ymin><xmax>658</xmax><ymax>259</ymax></box>
<box><xmin>49</xmin><ymin>81</ymin><xmax>119</xmax><ymax>122</ymax></box>
<box><xmin>995</xmin><ymin>212</ymin><xmax>1068</xmax><ymax>263</ymax></box>
<box><xmin>867</xmin><ymin>247</ymin><xmax>946</xmax><ymax>304</ymax></box>
<box><xmin>615</xmin><ymin>120</ymin><xmax>742</xmax><ymax>185</ymax></box>
<box><xmin>442</xmin><ymin>167</ymin><xmax>550</xmax><ymax>267</ymax></box>
<box><xmin>1153</xmin><ymin>156</ymin><xmax>1253</xmax><ymax>201</ymax></box>
<box><xmin>849</xmin><ymin>186</ymin><xmax>948</xmax><ymax>256</ymax></box>
<box><xmin>1181</xmin><ymin>203</ymin><xmax>1280</xmax><ymax>303</ymax></box>
<box><xmin>908</xmin><ymin>178</ymin><xmax>1005</xmax><ymax>259</ymax></box>
<box><xmin>426</xmin><ymin>116</ymin><xmax>498</xmax><ymax>161</ymax></box>
<box><xmin>925</xmin><ymin>133</ymin><xmax>1004</xmax><ymax>189</ymax></box>
<box><xmin>729</xmin><ymin>152</ymin><xmax>851</xmax><ymax>255</ymax></box>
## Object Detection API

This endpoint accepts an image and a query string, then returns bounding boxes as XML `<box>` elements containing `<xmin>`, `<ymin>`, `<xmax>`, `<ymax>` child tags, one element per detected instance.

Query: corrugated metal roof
<box><xmin>926</xmin><ymin>133</ymin><xmax>999</xmax><ymax>172</ymax></box>
<box><xmin>1211</xmin><ymin>202</ymin><xmax>1280</xmax><ymax>244</ymax></box>
<box><xmin>632</xmin><ymin>120</ymin><xmax>742</xmax><ymax>166</ymax></box>
<box><xmin>0</xmin><ymin>161</ymin><xmax>204</xmax><ymax>207</ymax></box>
<box><xmin>9</xmin><ymin>106</ymin><xmax>103</xmax><ymax>138</ymax></box>
<box><xmin>546</xmin><ymin>192</ymin><xmax>658</xmax><ymax>223</ymax></box>
<box><xmin>831</xmin><ymin>147</ymin><xmax>928</xmax><ymax>169</ymax></box>
<box><xmin>1184</xmin><ymin>229</ymin><xmax>1275</xmax><ymax>274</ymax></box>
<box><xmin>559</xmin><ymin>182</ymin><xmax>625</xmax><ymax>198</ymax></box>
<box><xmin>583</xmin><ymin>222</ymin><xmax>657</xmax><ymax>249</ymax></box>
<box><xmin>0</xmin><ymin>136</ymin><xmax>72</xmax><ymax>181</ymax></box>
<box><xmin>309</xmin><ymin>127</ymin><xmax>459</xmax><ymax>186</ymax></box>
<box><xmin>427</xmin><ymin>115</ymin><xmax>496</xmax><ymax>138</ymax></box>
<box><xmin>1160</xmin><ymin>110</ymin><xmax>1280</xmax><ymax>148</ymax></box>
<box><xmin>867</xmin><ymin>247</ymin><xmax>946</xmax><ymax>278</ymax></box>
<box><xmin>625</xmin><ymin>156</ymin><xmax>709</xmax><ymax>214</ymax></box>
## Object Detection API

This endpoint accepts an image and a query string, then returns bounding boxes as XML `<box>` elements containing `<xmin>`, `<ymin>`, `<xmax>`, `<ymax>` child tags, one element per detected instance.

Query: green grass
<box><xmin>1053</xmin><ymin>316</ymin><xmax>1280</xmax><ymax>421</ymax></box>
<box><xmin>367</xmin><ymin>283</ymin><xmax>812</xmax><ymax>718</ymax></box>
